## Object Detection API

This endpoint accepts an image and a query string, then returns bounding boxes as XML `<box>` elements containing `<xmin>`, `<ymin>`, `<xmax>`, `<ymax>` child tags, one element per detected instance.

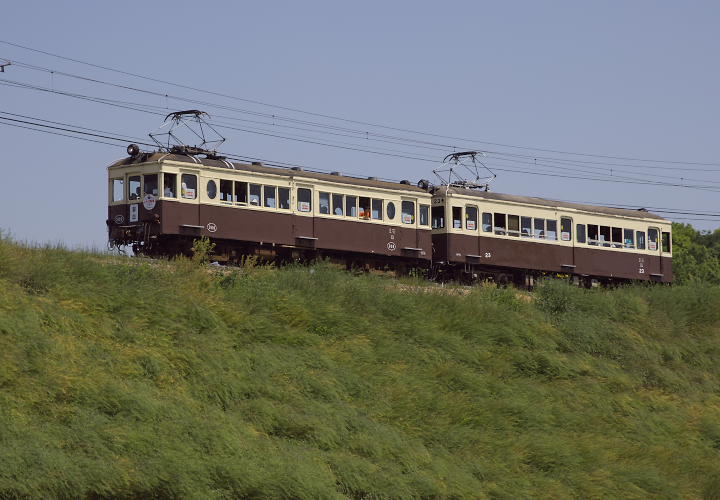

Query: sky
<box><xmin>1</xmin><ymin>0</ymin><xmax>719</xmax><ymax>248</ymax></box>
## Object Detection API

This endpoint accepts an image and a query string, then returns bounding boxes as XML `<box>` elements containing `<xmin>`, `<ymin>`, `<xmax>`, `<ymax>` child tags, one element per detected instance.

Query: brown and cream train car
<box><xmin>107</xmin><ymin>152</ymin><xmax>433</xmax><ymax>266</ymax></box>
<box><xmin>430</xmin><ymin>187</ymin><xmax>672</xmax><ymax>285</ymax></box>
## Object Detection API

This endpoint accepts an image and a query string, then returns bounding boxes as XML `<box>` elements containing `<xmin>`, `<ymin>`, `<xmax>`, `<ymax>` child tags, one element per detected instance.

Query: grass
<box><xmin>1</xmin><ymin>236</ymin><xmax>720</xmax><ymax>498</ymax></box>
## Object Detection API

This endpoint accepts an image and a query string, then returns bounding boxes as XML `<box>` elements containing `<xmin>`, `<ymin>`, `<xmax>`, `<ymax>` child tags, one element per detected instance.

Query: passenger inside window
<box><xmin>419</xmin><ymin>204</ymin><xmax>430</xmax><ymax>226</ymax></box>
<box><xmin>560</xmin><ymin>218</ymin><xmax>572</xmax><ymax>241</ymax></box>
<box><xmin>346</xmin><ymin>196</ymin><xmax>357</xmax><ymax>217</ymax></box>
<box><xmin>181</xmin><ymin>174</ymin><xmax>197</xmax><ymax>200</ymax></box>
<box><xmin>494</xmin><ymin>213</ymin><xmax>506</xmax><ymax>235</ymax></box>
<box><xmin>359</xmin><ymin>197</ymin><xmax>371</xmax><ymax>218</ymax></box>
<box><xmin>319</xmin><ymin>192</ymin><xmax>330</xmax><ymax>214</ymax></box>
<box><xmin>372</xmin><ymin>199</ymin><xmax>383</xmax><ymax>220</ymax></box>
<box><xmin>624</xmin><ymin>229</ymin><xmax>635</xmax><ymax>248</ymax></box>
<box><xmin>220</xmin><ymin>180</ymin><xmax>233</xmax><ymax>203</ymax></box>
<box><xmin>432</xmin><ymin>206</ymin><xmax>445</xmax><ymax>229</ymax></box>
<box><xmin>297</xmin><ymin>188</ymin><xmax>312</xmax><ymax>212</ymax></box>
<box><xmin>129</xmin><ymin>175</ymin><xmax>141</xmax><ymax>200</ymax></box>
<box><xmin>144</xmin><ymin>174</ymin><xmax>158</xmax><ymax>196</ymax></box>
<box><xmin>533</xmin><ymin>218</ymin><xmax>545</xmax><ymax>239</ymax></box>
<box><xmin>112</xmin><ymin>178</ymin><xmax>124</xmax><ymax>202</ymax></box>
<box><xmin>662</xmin><ymin>231</ymin><xmax>671</xmax><ymax>253</ymax></box>
<box><xmin>402</xmin><ymin>201</ymin><xmax>415</xmax><ymax>224</ymax></box>
<box><xmin>636</xmin><ymin>231</ymin><xmax>646</xmax><ymax>250</ymax></box>
<box><xmin>452</xmin><ymin>207</ymin><xmax>462</xmax><ymax>229</ymax></box>
<box><xmin>333</xmin><ymin>194</ymin><xmax>344</xmax><ymax>216</ymax></box>
<box><xmin>465</xmin><ymin>205</ymin><xmax>478</xmax><ymax>230</ymax></box>
<box><xmin>249</xmin><ymin>184</ymin><xmax>261</xmax><ymax>205</ymax></box>
<box><xmin>508</xmin><ymin>215</ymin><xmax>520</xmax><ymax>237</ymax></box>
<box><xmin>163</xmin><ymin>173</ymin><xmax>176</xmax><ymax>198</ymax></box>
<box><xmin>599</xmin><ymin>226</ymin><xmax>611</xmax><ymax>247</ymax></box>
<box><xmin>648</xmin><ymin>228</ymin><xmax>659</xmax><ymax>251</ymax></box>
<box><xmin>264</xmin><ymin>186</ymin><xmax>277</xmax><ymax>208</ymax></box>
<box><xmin>279</xmin><ymin>188</ymin><xmax>290</xmax><ymax>209</ymax></box>
<box><xmin>235</xmin><ymin>181</ymin><xmax>248</xmax><ymax>204</ymax></box>
<box><xmin>521</xmin><ymin>216</ymin><xmax>532</xmax><ymax>237</ymax></box>
<box><xmin>611</xmin><ymin>227</ymin><xmax>623</xmax><ymax>248</ymax></box>
<box><xmin>587</xmin><ymin>224</ymin><xmax>599</xmax><ymax>245</ymax></box>
<box><xmin>482</xmin><ymin>213</ymin><xmax>493</xmax><ymax>232</ymax></box>
<box><xmin>577</xmin><ymin>224</ymin><xmax>586</xmax><ymax>243</ymax></box>
<box><xmin>546</xmin><ymin>220</ymin><xmax>558</xmax><ymax>240</ymax></box>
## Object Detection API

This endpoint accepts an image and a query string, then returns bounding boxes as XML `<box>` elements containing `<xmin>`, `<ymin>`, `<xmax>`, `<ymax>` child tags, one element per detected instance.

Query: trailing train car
<box><xmin>107</xmin><ymin>152</ymin><xmax>433</xmax><ymax>268</ymax></box>
<box><xmin>430</xmin><ymin>186</ymin><xmax>672</xmax><ymax>285</ymax></box>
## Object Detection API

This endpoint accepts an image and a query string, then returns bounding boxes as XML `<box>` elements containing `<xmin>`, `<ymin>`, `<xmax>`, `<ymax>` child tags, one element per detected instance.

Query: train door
<box><xmin>647</xmin><ymin>226</ymin><xmax>663</xmax><ymax>279</ymax></box>
<box><xmin>293</xmin><ymin>185</ymin><xmax>316</xmax><ymax>248</ymax></box>
<box><xmin>560</xmin><ymin>216</ymin><xmax>575</xmax><ymax>271</ymax></box>
<box><xmin>180</xmin><ymin>171</ymin><xmax>200</xmax><ymax>227</ymax></box>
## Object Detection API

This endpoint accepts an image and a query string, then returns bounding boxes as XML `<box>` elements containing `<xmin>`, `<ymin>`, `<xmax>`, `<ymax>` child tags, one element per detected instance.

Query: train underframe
<box><xmin>113</xmin><ymin>230</ymin><xmax>635</xmax><ymax>288</ymax></box>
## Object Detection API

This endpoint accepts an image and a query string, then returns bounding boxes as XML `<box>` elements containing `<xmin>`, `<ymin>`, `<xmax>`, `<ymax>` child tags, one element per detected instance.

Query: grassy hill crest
<box><xmin>2</xmin><ymin>237</ymin><xmax>720</xmax><ymax>498</ymax></box>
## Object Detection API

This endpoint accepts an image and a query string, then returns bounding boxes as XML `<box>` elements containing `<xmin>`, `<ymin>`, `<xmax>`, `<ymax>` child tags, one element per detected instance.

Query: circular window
<box><xmin>207</xmin><ymin>180</ymin><xmax>217</xmax><ymax>199</ymax></box>
<box><xmin>387</xmin><ymin>202</ymin><xmax>396</xmax><ymax>220</ymax></box>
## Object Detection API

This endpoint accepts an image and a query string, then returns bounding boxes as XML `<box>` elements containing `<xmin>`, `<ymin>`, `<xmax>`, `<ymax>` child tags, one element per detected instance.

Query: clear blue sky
<box><xmin>1</xmin><ymin>1</ymin><xmax>718</xmax><ymax>248</ymax></box>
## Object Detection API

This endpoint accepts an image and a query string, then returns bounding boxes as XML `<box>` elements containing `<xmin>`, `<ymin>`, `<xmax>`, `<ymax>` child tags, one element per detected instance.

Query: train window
<box><xmin>144</xmin><ymin>174</ymin><xmax>159</xmax><ymax>196</ymax></box>
<box><xmin>521</xmin><ymin>217</ymin><xmax>532</xmax><ymax>237</ymax></box>
<box><xmin>279</xmin><ymin>188</ymin><xmax>290</xmax><ymax>209</ymax></box>
<box><xmin>533</xmin><ymin>218</ymin><xmax>545</xmax><ymax>239</ymax></box>
<box><xmin>494</xmin><ymin>213</ymin><xmax>506</xmax><ymax>235</ymax></box>
<box><xmin>662</xmin><ymin>231</ymin><xmax>671</xmax><ymax>253</ymax></box>
<box><xmin>577</xmin><ymin>224</ymin><xmax>586</xmax><ymax>243</ymax></box>
<box><xmin>112</xmin><ymin>178</ymin><xmax>124</xmax><ymax>202</ymax></box>
<box><xmin>419</xmin><ymin>204</ymin><xmax>430</xmax><ymax>226</ymax></box>
<box><xmin>648</xmin><ymin>228</ymin><xmax>659</xmax><ymax>251</ymax></box>
<box><xmin>264</xmin><ymin>186</ymin><xmax>277</xmax><ymax>208</ymax></box>
<box><xmin>386</xmin><ymin>202</ymin><xmax>396</xmax><ymax>220</ymax></box>
<box><xmin>452</xmin><ymin>207</ymin><xmax>462</xmax><ymax>229</ymax></box>
<box><xmin>249</xmin><ymin>184</ymin><xmax>261</xmax><ymax>205</ymax></box>
<box><xmin>624</xmin><ymin>229</ymin><xmax>635</xmax><ymax>248</ymax></box>
<box><xmin>359</xmin><ymin>197</ymin><xmax>371</xmax><ymax>218</ymax></box>
<box><xmin>372</xmin><ymin>199</ymin><xmax>383</xmax><ymax>220</ymax></box>
<box><xmin>163</xmin><ymin>174</ymin><xmax>177</xmax><ymax>198</ymax></box>
<box><xmin>465</xmin><ymin>205</ymin><xmax>478</xmax><ymax>230</ymax></box>
<box><xmin>611</xmin><ymin>227</ymin><xmax>623</xmax><ymax>248</ymax></box>
<box><xmin>599</xmin><ymin>226</ymin><xmax>611</xmax><ymax>247</ymax></box>
<box><xmin>560</xmin><ymin>218</ymin><xmax>572</xmax><ymax>241</ymax></box>
<box><xmin>333</xmin><ymin>194</ymin><xmax>344</xmax><ymax>216</ymax></box>
<box><xmin>482</xmin><ymin>213</ymin><xmax>493</xmax><ymax>232</ymax></box>
<box><xmin>297</xmin><ymin>188</ymin><xmax>312</xmax><ymax>212</ymax></box>
<box><xmin>636</xmin><ymin>231</ymin><xmax>646</xmax><ymax>250</ymax></box>
<box><xmin>346</xmin><ymin>196</ymin><xmax>357</xmax><ymax>217</ymax></box>
<box><xmin>587</xmin><ymin>225</ymin><xmax>599</xmax><ymax>245</ymax></box>
<box><xmin>129</xmin><ymin>175</ymin><xmax>141</xmax><ymax>200</ymax></box>
<box><xmin>546</xmin><ymin>220</ymin><xmax>558</xmax><ymax>240</ymax></box>
<box><xmin>431</xmin><ymin>206</ymin><xmax>445</xmax><ymax>228</ymax></box>
<box><xmin>319</xmin><ymin>192</ymin><xmax>330</xmax><ymax>214</ymax></box>
<box><xmin>402</xmin><ymin>201</ymin><xmax>415</xmax><ymax>224</ymax></box>
<box><xmin>220</xmin><ymin>180</ymin><xmax>233</xmax><ymax>203</ymax></box>
<box><xmin>235</xmin><ymin>181</ymin><xmax>248</xmax><ymax>204</ymax></box>
<box><xmin>207</xmin><ymin>180</ymin><xmax>217</xmax><ymax>200</ymax></box>
<box><xmin>508</xmin><ymin>215</ymin><xmax>520</xmax><ymax>237</ymax></box>
<box><xmin>181</xmin><ymin>174</ymin><xmax>196</xmax><ymax>200</ymax></box>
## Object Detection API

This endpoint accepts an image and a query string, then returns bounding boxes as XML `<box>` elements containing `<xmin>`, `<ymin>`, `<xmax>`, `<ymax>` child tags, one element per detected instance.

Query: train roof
<box><xmin>109</xmin><ymin>152</ymin><xmax>429</xmax><ymax>194</ymax></box>
<box><xmin>441</xmin><ymin>186</ymin><xmax>668</xmax><ymax>221</ymax></box>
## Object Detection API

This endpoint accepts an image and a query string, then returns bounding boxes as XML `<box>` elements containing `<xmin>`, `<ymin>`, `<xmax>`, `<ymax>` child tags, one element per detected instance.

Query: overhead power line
<box><xmin>2</xmin><ymin>39</ymin><xmax>720</xmax><ymax>168</ymax></box>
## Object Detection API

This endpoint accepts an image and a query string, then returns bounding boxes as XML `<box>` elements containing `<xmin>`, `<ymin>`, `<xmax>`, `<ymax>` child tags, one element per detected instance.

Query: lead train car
<box><xmin>430</xmin><ymin>186</ymin><xmax>673</xmax><ymax>285</ymax></box>
<box><xmin>107</xmin><ymin>153</ymin><xmax>433</xmax><ymax>267</ymax></box>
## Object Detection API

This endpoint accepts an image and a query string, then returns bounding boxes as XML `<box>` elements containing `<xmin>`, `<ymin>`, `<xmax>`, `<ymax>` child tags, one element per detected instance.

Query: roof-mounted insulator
<box><xmin>251</xmin><ymin>161</ymin><xmax>262</xmax><ymax>166</ymax></box>
<box><xmin>399</xmin><ymin>180</ymin><xmax>411</xmax><ymax>185</ymax></box>
<box><xmin>290</xmin><ymin>166</ymin><xmax>303</xmax><ymax>171</ymax></box>
<box><xmin>331</xmin><ymin>171</ymin><xmax>342</xmax><ymax>176</ymax></box>
<box><xmin>367</xmin><ymin>176</ymin><xmax>377</xmax><ymax>180</ymax></box>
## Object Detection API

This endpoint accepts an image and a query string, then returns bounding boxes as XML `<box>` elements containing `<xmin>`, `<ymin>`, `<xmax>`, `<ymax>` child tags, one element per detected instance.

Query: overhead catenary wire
<box><xmin>2</xmin><ymin>41</ymin><xmax>720</xmax><ymax>169</ymax></box>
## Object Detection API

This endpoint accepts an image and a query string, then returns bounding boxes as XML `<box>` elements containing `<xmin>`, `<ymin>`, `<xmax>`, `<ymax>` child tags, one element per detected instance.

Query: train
<box><xmin>107</xmin><ymin>147</ymin><xmax>673</xmax><ymax>286</ymax></box>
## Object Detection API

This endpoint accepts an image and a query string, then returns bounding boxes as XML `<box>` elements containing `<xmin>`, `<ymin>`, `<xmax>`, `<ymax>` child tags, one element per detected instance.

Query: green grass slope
<box><xmin>2</xmin><ymin>238</ymin><xmax>720</xmax><ymax>499</ymax></box>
